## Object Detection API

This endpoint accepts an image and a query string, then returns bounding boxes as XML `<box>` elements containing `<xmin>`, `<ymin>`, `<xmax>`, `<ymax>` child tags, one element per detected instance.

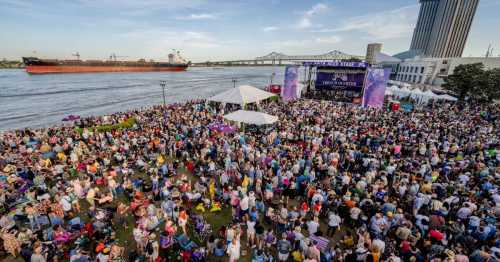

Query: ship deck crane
<box><xmin>109</xmin><ymin>53</ymin><xmax>129</xmax><ymax>61</ymax></box>
<box><xmin>72</xmin><ymin>52</ymin><xmax>80</xmax><ymax>60</ymax></box>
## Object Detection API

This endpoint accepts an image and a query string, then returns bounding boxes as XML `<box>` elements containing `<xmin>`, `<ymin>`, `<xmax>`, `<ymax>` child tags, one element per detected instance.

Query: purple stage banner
<box><xmin>362</xmin><ymin>68</ymin><xmax>391</xmax><ymax>108</ymax></box>
<box><xmin>315</xmin><ymin>71</ymin><xmax>366</xmax><ymax>92</ymax></box>
<box><xmin>303</xmin><ymin>61</ymin><xmax>368</xmax><ymax>68</ymax></box>
<box><xmin>282</xmin><ymin>65</ymin><xmax>299</xmax><ymax>101</ymax></box>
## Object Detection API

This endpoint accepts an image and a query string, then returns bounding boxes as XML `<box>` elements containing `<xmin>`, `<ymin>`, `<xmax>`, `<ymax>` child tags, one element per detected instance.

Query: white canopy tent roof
<box><xmin>208</xmin><ymin>85</ymin><xmax>277</xmax><ymax>105</ymax></box>
<box><xmin>223</xmin><ymin>110</ymin><xmax>278</xmax><ymax>125</ymax></box>
<box><xmin>438</xmin><ymin>94</ymin><xmax>458</xmax><ymax>101</ymax></box>
<box><xmin>410</xmin><ymin>88</ymin><xmax>424</xmax><ymax>99</ymax></box>
<box><xmin>399</xmin><ymin>86</ymin><xmax>411</xmax><ymax>94</ymax></box>
<box><xmin>423</xmin><ymin>89</ymin><xmax>437</xmax><ymax>98</ymax></box>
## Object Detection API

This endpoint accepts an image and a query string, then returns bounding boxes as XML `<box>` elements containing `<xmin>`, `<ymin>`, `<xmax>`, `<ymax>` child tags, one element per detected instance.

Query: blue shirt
<box><xmin>214</xmin><ymin>247</ymin><xmax>225</xmax><ymax>257</ymax></box>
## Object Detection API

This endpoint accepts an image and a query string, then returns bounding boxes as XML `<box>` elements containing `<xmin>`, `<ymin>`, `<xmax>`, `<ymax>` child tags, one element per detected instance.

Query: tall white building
<box><xmin>395</xmin><ymin>56</ymin><xmax>500</xmax><ymax>86</ymax></box>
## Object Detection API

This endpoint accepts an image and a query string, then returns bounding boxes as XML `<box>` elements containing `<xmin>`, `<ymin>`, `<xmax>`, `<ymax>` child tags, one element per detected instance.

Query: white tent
<box><xmin>223</xmin><ymin>110</ymin><xmax>278</xmax><ymax>125</ymax></box>
<box><xmin>423</xmin><ymin>90</ymin><xmax>437</xmax><ymax>98</ymax></box>
<box><xmin>394</xmin><ymin>86</ymin><xmax>411</xmax><ymax>98</ymax></box>
<box><xmin>410</xmin><ymin>88</ymin><xmax>424</xmax><ymax>98</ymax></box>
<box><xmin>438</xmin><ymin>94</ymin><xmax>458</xmax><ymax>101</ymax></box>
<box><xmin>208</xmin><ymin>85</ymin><xmax>277</xmax><ymax>105</ymax></box>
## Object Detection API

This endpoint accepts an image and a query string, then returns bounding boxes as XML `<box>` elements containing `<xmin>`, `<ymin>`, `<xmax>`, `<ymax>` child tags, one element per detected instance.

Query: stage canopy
<box><xmin>208</xmin><ymin>85</ymin><xmax>277</xmax><ymax>105</ymax></box>
<box><xmin>223</xmin><ymin>110</ymin><xmax>278</xmax><ymax>125</ymax></box>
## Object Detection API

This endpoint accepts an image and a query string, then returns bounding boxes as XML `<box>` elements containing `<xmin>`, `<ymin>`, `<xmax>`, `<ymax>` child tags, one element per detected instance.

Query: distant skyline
<box><xmin>1</xmin><ymin>0</ymin><xmax>499</xmax><ymax>62</ymax></box>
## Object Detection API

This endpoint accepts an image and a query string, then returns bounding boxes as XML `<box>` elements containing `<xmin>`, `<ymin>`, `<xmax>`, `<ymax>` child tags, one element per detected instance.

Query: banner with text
<box><xmin>282</xmin><ymin>65</ymin><xmax>299</xmax><ymax>101</ymax></box>
<box><xmin>362</xmin><ymin>68</ymin><xmax>391</xmax><ymax>108</ymax></box>
<box><xmin>315</xmin><ymin>70</ymin><xmax>366</xmax><ymax>92</ymax></box>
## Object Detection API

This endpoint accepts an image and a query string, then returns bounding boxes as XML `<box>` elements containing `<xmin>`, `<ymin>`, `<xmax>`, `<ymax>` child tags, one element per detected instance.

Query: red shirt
<box><xmin>400</xmin><ymin>240</ymin><xmax>411</xmax><ymax>253</ymax></box>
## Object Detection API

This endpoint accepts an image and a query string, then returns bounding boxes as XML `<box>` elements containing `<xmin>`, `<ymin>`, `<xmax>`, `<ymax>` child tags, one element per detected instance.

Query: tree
<box><xmin>483</xmin><ymin>68</ymin><xmax>500</xmax><ymax>102</ymax></box>
<box><xmin>443</xmin><ymin>63</ymin><xmax>485</xmax><ymax>100</ymax></box>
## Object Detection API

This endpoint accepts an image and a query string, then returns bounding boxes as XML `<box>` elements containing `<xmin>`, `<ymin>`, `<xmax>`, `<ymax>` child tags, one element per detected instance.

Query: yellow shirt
<box><xmin>292</xmin><ymin>250</ymin><xmax>304</xmax><ymax>262</ymax></box>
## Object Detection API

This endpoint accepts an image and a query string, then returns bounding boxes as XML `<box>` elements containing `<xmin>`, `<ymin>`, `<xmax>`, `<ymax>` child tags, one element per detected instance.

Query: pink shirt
<box><xmin>394</xmin><ymin>145</ymin><xmax>401</xmax><ymax>154</ymax></box>
<box><xmin>454</xmin><ymin>255</ymin><xmax>469</xmax><ymax>262</ymax></box>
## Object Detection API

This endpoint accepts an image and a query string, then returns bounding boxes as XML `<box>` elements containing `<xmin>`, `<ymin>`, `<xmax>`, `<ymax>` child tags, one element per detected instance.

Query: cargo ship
<box><xmin>23</xmin><ymin>51</ymin><xmax>190</xmax><ymax>74</ymax></box>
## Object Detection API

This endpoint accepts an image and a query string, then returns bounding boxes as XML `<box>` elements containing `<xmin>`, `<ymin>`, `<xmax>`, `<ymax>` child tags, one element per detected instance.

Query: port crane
<box><xmin>109</xmin><ymin>53</ymin><xmax>129</xmax><ymax>61</ymax></box>
<box><xmin>72</xmin><ymin>52</ymin><xmax>80</xmax><ymax>60</ymax></box>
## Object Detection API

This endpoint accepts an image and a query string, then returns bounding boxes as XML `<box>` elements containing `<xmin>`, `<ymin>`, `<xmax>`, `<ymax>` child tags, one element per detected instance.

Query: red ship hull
<box><xmin>26</xmin><ymin>65</ymin><xmax>187</xmax><ymax>74</ymax></box>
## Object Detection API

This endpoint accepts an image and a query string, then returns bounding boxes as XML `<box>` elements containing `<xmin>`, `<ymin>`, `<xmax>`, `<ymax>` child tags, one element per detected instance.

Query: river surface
<box><xmin>0</xmin><ymin>67</ymin><xmax>285</xmax><ymax>131</ymax></box>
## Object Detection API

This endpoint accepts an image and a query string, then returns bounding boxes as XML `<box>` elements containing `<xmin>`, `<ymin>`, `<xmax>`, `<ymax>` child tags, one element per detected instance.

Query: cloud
<box><xmin>119</xmin><ymin>28</ymin><xmax>222</xmax><ymax>51</ymax></box>
<box><xmin>313</xmin><ymin>5</ymin><xmax>419</xmax><ymax>39</ymax></box>
<box><xmin>315</xmin><ymin>36</ymin><xmax>342</xmax><ymax>44</ymax></box>
<box><xmin>1</xmin><ymin>0</ymin><xmax>33</xmax><ymax>8</ymax></box>
<box><xmin>76</xmin><ymin>0</ymin><xmax>206</xmax><ymax>10</ymax></box>
<box><xmin>297</xmin><ymin>18</ymin><xmax>312</xmax><ymax>30</ymax></box>
<box><xmin>262</xmin><ymin>26</ymin><xmax>279</xmax><ymax>32</ymax></box>
<box><xmin>306</xmin><ymin>3</ymin><xmax>328</xmax><ymax>16</ymax></box>
<box><xmin>296</xmin><ymin>3</ymin><xmax>329</xmax><ymax>29</ymax></box>
<box><xmin>177</xmin><ymin>13</ymin><xmax>218</xmax><ymax>20</ymax></box>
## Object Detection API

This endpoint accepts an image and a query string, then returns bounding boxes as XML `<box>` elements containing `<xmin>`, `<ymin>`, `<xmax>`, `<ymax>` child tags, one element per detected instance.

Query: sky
<box><xmin>1</xmin><ymin>0</ymin><xmax>499</xmax><ymax>62</ymax></box>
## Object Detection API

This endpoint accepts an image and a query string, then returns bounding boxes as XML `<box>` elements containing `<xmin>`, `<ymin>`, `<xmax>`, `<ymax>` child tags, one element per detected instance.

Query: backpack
<box><xmin>146</xmin><ymin>241</ymin><xmax>154</xmax><ymax>255</ymax></box>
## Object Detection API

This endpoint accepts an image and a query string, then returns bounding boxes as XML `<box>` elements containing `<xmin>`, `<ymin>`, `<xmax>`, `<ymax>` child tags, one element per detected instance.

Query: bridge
<box><xmin>192</xmin><ymin>50</ymin><xmax>365</xmax><ymax>67</ymax></box>
<box><xmin>0</xmin><ymin>60</ymin><xmax>24</xmax><ymax>69</ymax></box>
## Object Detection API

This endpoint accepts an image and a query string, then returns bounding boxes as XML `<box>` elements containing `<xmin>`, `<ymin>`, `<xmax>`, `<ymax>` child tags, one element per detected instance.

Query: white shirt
<box><xmin>246</xmin><ymin>220</ymin><xmax>256</xmax><ymax>234</ymax></box>
<box><xmin>350</xmin><ymin>207</ymin><xmax>361</xmax><ymax>220</ymax></box>
<box><xmin>328</xmin><ymin>213</ymin><xmax>341</xmax><ymax>227</ymax></box>
<box><xmin>228</xmin><ymin>240</ymin><xmax>240</xmax><ymax>260</ymax></box>
<box><xmin>307</xmin><ymin>220</ymin><xmax>319</xmax><ymax>235</ymax></box>
<box><xmin>240</xmin><ymin>196</ymin><xmax>249</xmax><ymax>211</ymax></box>
<box><xmin>60</xmin><ymin>196</ymin><xmax>72</xmax><ymax>212</ymax></box>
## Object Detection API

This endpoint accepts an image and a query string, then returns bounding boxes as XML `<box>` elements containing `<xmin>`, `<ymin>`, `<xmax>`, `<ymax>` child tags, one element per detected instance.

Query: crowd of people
<box><xmin>0</xmin><ymin>97</ymin><xmax>498</xmax><ymax>262</ymax></box>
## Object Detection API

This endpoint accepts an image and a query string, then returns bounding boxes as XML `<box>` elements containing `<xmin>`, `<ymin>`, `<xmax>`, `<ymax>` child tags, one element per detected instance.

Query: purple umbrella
<box><xmin>62</xmin><ymin>115</ymin><xmax>81</xmax><ymax>121</ymax></box>
<box><xmin>208</xmin><ymin>123</ymin><xmax>238</xmax><ymax>133</ymax></box>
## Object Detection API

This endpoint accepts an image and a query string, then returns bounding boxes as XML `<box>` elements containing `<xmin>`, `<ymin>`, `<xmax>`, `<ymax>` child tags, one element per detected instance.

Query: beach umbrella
<box><xmin>208</xmin><ymin>85</ymin><xmax>277</xmax><ymax>106</ymax></box>
<box><xmin>223</xmin><ymin>110</ymin><xmax>278</xmax><ymax>125</ymax></box>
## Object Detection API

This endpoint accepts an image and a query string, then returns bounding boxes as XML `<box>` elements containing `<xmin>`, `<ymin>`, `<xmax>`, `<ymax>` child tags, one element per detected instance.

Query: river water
<box><xmin>0</xmin><ymin>67</ymin><xmax>285</xmax><ymax>131</ymax></box>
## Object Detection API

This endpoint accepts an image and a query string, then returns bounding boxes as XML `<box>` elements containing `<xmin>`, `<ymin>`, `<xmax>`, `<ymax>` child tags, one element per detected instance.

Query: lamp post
<box><xmin>270</xmin><ymin>72</ymin><xmax>276</xmax><ymax>85</ymax></box>
<box><xmin>160</xmin><ymin>80</ymin><xmax>166</xmax><ymax>106</ymax></box>
<box><xmin>232</xmin><ymin>78</ymin><xmax>237</xmax><ymax>88</ymax></box>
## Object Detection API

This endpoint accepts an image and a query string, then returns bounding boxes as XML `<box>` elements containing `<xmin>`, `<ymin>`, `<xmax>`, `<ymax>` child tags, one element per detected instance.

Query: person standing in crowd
<box><xmin>0</xmin><ymin>99</ymin><xmax>497</xmax><ymax>262</ymax></box>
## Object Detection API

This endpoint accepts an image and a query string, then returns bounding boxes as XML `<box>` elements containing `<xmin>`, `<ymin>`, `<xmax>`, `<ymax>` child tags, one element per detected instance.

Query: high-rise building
<box><xmin>408</xmin><ymin>0</ymin><xmax>480</xmax><ymax>58</ymax></box>
<box><xmin>366</xmin><ymin>43</ymin><xmax>382</xmax><ymax>64</ymax></box>
<box><xmin>410</xmin><ymin>0</ymin><xmax>440</xmax><ymax>52</ymax></box>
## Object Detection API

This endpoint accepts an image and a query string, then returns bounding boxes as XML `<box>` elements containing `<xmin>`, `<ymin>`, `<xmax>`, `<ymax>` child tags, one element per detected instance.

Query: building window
<box><xmin>413</xmin><ymin>75</ymin><xmax>417</xmax><ymax>82</ymax></box>
<box><xmin>419</xmin><ymin>75</ymin><xmax>422</xmax><ymax>83</ymax></box>
<box><xmin>442</xmin><ymin>60</ymin><xmax>448</xmax><ymax>65</ymax></box>
<box><xmin>410</xmin><ymin>66</ymin><xmax>413</xmax><ymax>73</ymax></box>
<box><xmin>440</xmin><ymin>68</ymin><xmax>446</xmax><ymax>74</ymax></box>
<box><xmin>420</xmin><ymin>67</ymin><xmax>424</xmax><ymax>74</ymax></box>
